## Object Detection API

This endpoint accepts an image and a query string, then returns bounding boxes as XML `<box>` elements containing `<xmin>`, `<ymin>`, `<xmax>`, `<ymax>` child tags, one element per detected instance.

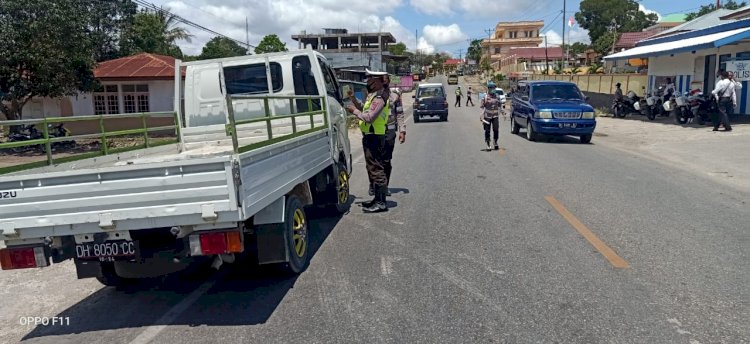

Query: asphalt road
<box><xmin>3</xmin><ymin>76</ymin><xmax>748</xmax><ymax>344</ymax></box>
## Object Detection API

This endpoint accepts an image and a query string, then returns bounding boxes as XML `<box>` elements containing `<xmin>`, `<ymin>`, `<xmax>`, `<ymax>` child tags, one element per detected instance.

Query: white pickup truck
<box><xmin>0</xmin><ymin>50</ymin><xmax>353</xmax><ymax>286</ymax></box>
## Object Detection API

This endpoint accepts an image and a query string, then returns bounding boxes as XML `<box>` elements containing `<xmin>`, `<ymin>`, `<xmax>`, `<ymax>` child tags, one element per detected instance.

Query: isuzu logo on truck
<box><xmin>0</xmin><ymin>191</ymin><xmax>17</xmax><ymax>199</ymax></box>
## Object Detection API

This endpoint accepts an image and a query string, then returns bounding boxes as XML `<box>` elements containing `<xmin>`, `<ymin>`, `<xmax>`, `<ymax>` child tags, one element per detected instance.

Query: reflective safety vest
<box><xmin>359</xmin><ymin>92</ymin><xmax>390</xmax><ymax>135</ymax></box>
<box><xmin>455</xmin><ymin>89</ymin><xmax>461</xmax><ymax>96</ymax></box>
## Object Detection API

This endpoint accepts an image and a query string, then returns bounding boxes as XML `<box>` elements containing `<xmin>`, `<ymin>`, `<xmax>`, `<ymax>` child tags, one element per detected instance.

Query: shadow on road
<box><xmin>21</xmin><ymin>199</ymin><xmax>350</xmax><ymax>340</ymax></box>
<box><xmin>509</xmin><ymin>132</ymin><xmax>595</xmax><ymax>145</ymax></box>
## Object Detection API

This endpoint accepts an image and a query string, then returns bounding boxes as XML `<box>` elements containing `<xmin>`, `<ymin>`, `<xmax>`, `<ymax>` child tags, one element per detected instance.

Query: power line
<box><xmin>132</xmin><ymin>0</ymin><xmax>254</xmax><ymax>48</ymax></box>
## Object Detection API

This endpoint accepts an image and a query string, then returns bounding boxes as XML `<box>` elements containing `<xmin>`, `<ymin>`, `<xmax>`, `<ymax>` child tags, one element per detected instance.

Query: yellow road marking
<box><xmin>544</xmin><ymin>196</ymin><xmax>630</xmax><ymax>269</ymax></box>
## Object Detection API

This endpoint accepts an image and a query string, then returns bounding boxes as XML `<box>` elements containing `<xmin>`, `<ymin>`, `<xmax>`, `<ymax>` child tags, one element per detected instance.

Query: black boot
<box><xmin>494</xmin><ymin>141</ymin><xmax>499</xmax><ymax>150</ymax></box>
<box><xmin>363</xmin><ymin>187</ymin><xmax>388</xmax><ymax>213</ymax></box>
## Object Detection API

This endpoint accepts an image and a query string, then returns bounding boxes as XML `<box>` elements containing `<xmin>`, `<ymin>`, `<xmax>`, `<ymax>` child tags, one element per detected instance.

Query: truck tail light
<box><xmin>189</xmin><ymin>231</ymin><xmax>243</xmax><ymax>256</ymax></box>
<box><xmin>0</xmin><ymin>246</ymin><xmax>49</xmax><ymax>270</ymax></box>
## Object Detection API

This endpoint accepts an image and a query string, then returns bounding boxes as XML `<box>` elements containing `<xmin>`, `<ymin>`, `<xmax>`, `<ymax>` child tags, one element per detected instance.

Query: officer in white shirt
<box><xmin>711</xmin><ymin>71</ymin><xmax>741</xmax><ymax>132</ymax></box>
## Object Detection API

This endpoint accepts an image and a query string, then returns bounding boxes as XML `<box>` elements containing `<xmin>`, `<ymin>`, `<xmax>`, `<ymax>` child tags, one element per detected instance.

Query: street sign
<box><xmin>726</xmin><ymin>60</ymin><xmax>750</xmax><ymax>81</ymax></box>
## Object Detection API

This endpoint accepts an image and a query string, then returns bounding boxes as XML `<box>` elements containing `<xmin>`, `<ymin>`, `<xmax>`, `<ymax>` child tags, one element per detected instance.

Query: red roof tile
<box><xmin>615</xmin><ymin>31</ymin><xmax>658</xmax><ymax>48</ymax></box>
<box><xmin>444</xmin><ymin>59</ymin><xmax>462</xmax><ymax>65</ymax></box>
<box><xmin>507</xmin><ymin>47</ymin><xmax>563</xmax><ymax>59</ymax></box>
<box><xmin>94</xmin><ymin>53</ymin><xmax>182</xmax><ymax>80</ymax></box>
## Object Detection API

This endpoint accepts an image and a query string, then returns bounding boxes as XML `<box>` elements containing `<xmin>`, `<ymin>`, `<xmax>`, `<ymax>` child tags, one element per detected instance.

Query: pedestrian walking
<box><xmin>480</xmin><ymin>88</ymin><xmax>501</xmax><ymax>150</ymax></box>
<box><xmin>455</xmin><ymin>86</ymin><xmax>462</xmax><ymax>107</ymax></box>
<box><xmin>466</xmin><ymin>86</ymin><xmax>474</xmax><ymax>106</ymax></box>
<box><xmin>711</xmin><ymin>71</ymin><xmax>741</xmax><ymax>132</ymax></box>
<box><xmin>345</xmin><ymin>69</ymin><xmax>391</xmax><ymax>213</ymax></box>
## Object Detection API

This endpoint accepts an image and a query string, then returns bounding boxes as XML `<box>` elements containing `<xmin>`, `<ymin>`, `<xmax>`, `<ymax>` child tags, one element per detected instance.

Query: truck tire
<box><xmin>511</xmin><ymin>116</ymin><xmax>520</xmax><ymax>134</ymax></box>
<box><xmin>331</xmin><ymin>160</ymin><xmax>351</xmax><ymax>214</ymax></box>
<box><xmin>580</xmin><ymin>134</ymin><xmax>592</xmax><ymax>144</ymax></box>
<box><xmin>280</xmin><ymin>195</ymin><xmax>309</xmax><ymax>274</ymax></box>
<box><xmin>413</xmin><ymin>115</ymin><xmax>420</xmax><ymax>123</ymax></box>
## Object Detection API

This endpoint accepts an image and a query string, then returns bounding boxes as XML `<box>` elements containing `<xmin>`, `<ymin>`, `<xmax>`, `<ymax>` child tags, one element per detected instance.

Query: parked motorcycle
<box><xmin>612</xmin><ymin>90</ymin><xmax>639</xmax><ymax>118</ymax></box>
<box><xmin>48</xmin><ymin>123</ymin><xmax>76</xmax><ymax>150</ymax></box>
<box><xmin>666</xmin><ymin>92</ymin><xmax>692</xmax><ymax>124</ymax></box>
<box><xmin>8</xmin><ymin>125</ymin><xmax>43</xmax><ymax>153</ymax></box>
<box><xmin>686</xmin><ymin>89</ymin><xmax>716</xmax><ymax>125</ymax></box>
<box><xmin>645</xmin><ymin>86</ymin><xmax>666</xmax><ymax>120</ymax></box>
<box><xmin>633</xmin><ymin>93</ymin><xmax>656</xmax><ymax>121</ymax></box>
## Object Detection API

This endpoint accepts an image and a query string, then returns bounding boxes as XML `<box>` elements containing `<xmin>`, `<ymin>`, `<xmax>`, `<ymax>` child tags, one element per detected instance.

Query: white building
<box><xmin>605</xmin><ymin>17</ymin><xmax>750</xmax><ymax>115</ymax></box>
<box><xmin>17</xmin><ymin>53</ymin><xmax>179</xmax><ymax>119</ymax></box>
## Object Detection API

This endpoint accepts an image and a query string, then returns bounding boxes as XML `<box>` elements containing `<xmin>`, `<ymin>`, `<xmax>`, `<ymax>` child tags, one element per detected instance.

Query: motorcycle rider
<box><xmin>614</xmin><ymin>82</ymin><xmax>623</xmax><ymax>101</ymax></box>
<box><xmin>663</xmin><ymin>77</ymin><xmax>676</xmax><ymax>102</ymax></box>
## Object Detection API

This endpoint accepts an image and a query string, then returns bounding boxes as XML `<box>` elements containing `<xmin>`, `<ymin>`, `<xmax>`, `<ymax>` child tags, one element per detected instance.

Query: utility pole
<box><xmin>562</xmin><ymin>0</ymin><xmax>566</xmax><ymax>68</ymax></box>
<box><xmin>544</xmin><ymin>35</ymin><xmax>549</xmax><ymax>73</ymax></box>
<box><xmin>610</xmin><ymin>19</ymin><xmax>617</xmax><ymax>54</ymax></box>
<box><xmin>484</xmin><ymin>28</ymin><xmax>495</xmax><ymax>74</ymax></box>
<box><xmin>245</xmin><ymin>17</ymin><xmax>250</xmax><ymax>53</ymax></box>
<box><xmin>717</xmin><ymin>0</ymin><xmax>721</xmax><ymax>8</ymax></box>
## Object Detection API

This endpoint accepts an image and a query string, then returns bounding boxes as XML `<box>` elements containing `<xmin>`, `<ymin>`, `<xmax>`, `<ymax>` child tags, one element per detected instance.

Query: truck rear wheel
<box><xmin>280</xmin><ymin>195</ymin><xmax>309</xmax><ymax>274</ymax></box>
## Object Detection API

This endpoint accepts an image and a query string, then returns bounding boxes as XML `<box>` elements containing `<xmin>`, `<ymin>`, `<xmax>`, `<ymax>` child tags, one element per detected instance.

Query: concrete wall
<box><xmin>320</xmin><ymin>51</ymin><xmax>386</xmax><ymax>71</ymax></box>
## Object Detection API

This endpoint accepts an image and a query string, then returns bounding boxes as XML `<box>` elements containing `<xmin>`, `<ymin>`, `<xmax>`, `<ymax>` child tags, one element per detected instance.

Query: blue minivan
<box><xmin>510</xmin><ymin>80</ymin><xmax>596</xmax><ymax>143</ymax></box>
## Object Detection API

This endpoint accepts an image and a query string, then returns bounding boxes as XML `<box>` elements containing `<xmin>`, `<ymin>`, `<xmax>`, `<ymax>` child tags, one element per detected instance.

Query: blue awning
<box><xmin>604</xmin><ymin>27</ymin><xmax>750</xmax><ymax>60</ymax></box>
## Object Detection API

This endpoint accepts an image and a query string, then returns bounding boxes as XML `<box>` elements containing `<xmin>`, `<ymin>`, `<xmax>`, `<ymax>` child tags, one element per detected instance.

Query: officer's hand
<box><xmin>347</xmin><ymin>89</ymin><xmax>354</xmax><ymax>98</ymax></box>
<box><xmin>345</xmin><ymin>104</ymin><xmax>357</xmax><ymax>113</ymax></box>
<box><xmin>398</xmin><ymin>132</ymin><xmax>406</xmax><ymax>144</ymax></box>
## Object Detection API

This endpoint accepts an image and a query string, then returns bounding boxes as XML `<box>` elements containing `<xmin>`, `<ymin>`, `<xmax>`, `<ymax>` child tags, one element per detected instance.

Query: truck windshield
<box><xmin>532</xmin><ymin>84</ymin><xmax>583</xmax><ymax>101</ymax></box>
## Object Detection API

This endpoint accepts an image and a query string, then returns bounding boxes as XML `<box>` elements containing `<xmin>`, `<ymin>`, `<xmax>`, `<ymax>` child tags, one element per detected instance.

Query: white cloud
<box><xmin>417</xmin><ymin>37</ymin><xmax>435</xmax><ymax>54</ymax></box>
<box><xmin>422</xmin><ymin>24</ymin><xmax>467</xmax><ymax>46</ymax></box>
<box><xmin>639</xmin><ymin>4</ymin><xmax>662</xmax><ymax>21</ymax></box>
<box><xmin>540</xmin><ymin>28</ymin><xmax>590</xmax><ymax>46</ymax></box>
<box><xmin>155</xmin><ymin>0</ymin><xmax>414</xmax><ymax>55</ymax></box>
<box><xmin>410</xmin><ymin>0</ymin><xmax>453</xmax><ymax>16</ymax></box>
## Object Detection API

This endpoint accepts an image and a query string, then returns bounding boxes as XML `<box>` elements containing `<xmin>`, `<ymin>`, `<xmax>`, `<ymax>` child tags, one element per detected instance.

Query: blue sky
<box><xmin>152</xmin><ymin>0</ymin><xmax>736</xmax><ymax>57</ymax></box>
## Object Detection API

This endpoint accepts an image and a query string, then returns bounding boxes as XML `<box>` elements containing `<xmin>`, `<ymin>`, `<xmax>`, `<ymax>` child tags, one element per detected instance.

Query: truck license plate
<box><xmin>75</xmin><ymin>241</ymin><xmax>138</xmax><ymax>261</ymax></box>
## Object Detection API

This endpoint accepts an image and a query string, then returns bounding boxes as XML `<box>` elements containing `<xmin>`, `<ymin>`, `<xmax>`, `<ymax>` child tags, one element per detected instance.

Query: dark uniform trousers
<box><xmin>484</xmin><ymin>117</ymin><xmax>500</xmax><ymax>143</ymax></box>
<box><xmin>715</xmin><ymin>97</ymin><xmax>734</xmax><ymax>130</ymax></box>
<box><xmin>363</xmin><ymin>133</ymin><xmax>388</xmax><ymax>191</ymax></box>
<box><xmin>383</xmin><ymin>129</ymin><xmax>397</xmax><ymax>184</ymax></box>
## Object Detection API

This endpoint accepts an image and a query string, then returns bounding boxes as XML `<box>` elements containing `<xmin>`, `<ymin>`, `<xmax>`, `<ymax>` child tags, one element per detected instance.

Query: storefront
<box><xmin>605</xmin><ymin>19</ymin><xmax>750</xmax><ymax>115</ymax></box>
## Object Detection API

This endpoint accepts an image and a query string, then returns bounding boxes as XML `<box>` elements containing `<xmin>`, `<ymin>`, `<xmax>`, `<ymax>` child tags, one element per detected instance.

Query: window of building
<box><xmin>93</xmin><ymin>85</ymin><xmax>119</xmax><ymax>115</ymax></box>
<box><xmin>121</xmin><ymin>84</ymin><xmax>149</xmax><ymax>113</ymax></box>
<box><xmin>494</xmin><ymin>47</ymin><xmax>501</xmax><ymax>54</ymax></box>
<box><xmin>719</xmin><ymin>54</ymin><xmax>732</xmax><ymax>72</ymax></box>
<box><xmin>223</xmin><ymin>63</ymin><xmax>283</xmax><ymax>95</ymax></box>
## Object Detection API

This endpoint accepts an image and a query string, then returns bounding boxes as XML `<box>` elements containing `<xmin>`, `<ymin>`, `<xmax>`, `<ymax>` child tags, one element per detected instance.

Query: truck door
<box><xmin>317</xmin><ymin>58</ymin><xmax>350</xmax><ymax>168</ymax></box>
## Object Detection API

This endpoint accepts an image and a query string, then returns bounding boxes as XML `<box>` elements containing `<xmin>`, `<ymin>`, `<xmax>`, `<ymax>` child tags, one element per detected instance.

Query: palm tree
<box><xmin>587</xmin><ymin>62</ymin><xmax>602</xmax><ymax>74</ymax></box>
<box><xmin>155</xmin><ymin>8</ymin><xmax>193</xmax><ymax>45</ymax></box>
<box><xmin>570</xmin><ymin>66</ymin><xmax>581</xmax><ymax>75</ymax></box>
<box><xmin>121</xmin><ymin>7</ymin><xmax>193</xmax><ymax>58</ymax></box>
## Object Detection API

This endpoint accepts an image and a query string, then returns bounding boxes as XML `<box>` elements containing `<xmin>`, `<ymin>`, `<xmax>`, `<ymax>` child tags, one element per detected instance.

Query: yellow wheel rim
<box><xmin>337</xmin><ymin>170</ymin><xmax>349</xmax><ymax>204</ymax></box>
<box><xmin>292</xmin><ymin>208</ymin><xmax>306</xmax><ymax>258</ymax></box>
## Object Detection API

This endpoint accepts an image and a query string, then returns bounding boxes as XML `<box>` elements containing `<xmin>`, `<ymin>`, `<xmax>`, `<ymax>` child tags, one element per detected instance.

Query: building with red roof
<box><xmin>18</xmin><ymin>53</ymin><xmax>182</xmax><ymax>119</ymax></box>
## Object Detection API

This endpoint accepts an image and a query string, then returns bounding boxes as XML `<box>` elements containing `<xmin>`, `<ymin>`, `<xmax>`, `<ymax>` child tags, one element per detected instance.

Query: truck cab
<box><xmin>509</xmin><ymin>80</ymin><xmax>596</xmax><ymax>143</ymax></box>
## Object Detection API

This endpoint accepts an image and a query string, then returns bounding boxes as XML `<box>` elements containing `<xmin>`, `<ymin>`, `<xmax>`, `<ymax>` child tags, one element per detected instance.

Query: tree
<box><xmin>479</xmin><ymin>55</ymin><xmax>493</xmax><ymax>73</ymax></box>
<box><xmin>255</xmin><ymin>34</ymin><xmax>288</xmax><ymax>54</ymax></box>
<box><xmin>86</xmin><ymin>0</ymin><xmax>138</xmax><ymax>61</ymax></box>
<box><xmin>388</xmin><ymin>42</ymin><xmax>407</xmax><ymax>56</ymax></box>
<box><xmin>467</xmin><ymin>39</ymin><xmax>484</xmax><ymax>64</ymax></box>
<box><xmin>576</xmin><ymin>0</ymin><xmax>658</xmax><ymax>54</ymax></box>
<box><xmin>0</xmin><ymin>0</ymin><xmax>109</xmax><ymax>120</ymax></box>
<box><xmin>562</xmin><ymin>42</ymin><xmax>590</xmax><ymax>55</ymax></box>
<box><xmin>685</xmin><ymin>0</ymin><xmax>746</xmax><ymax>21</ymax></box>
<box><xmin>587</xmin><ymin>62</ymin><xmax>603</xmax><ymax>74</ymax></box>
<box><xmin>570</xmin><ymin>66</ymin><xmax>582</xmax><ymax>75</ymax></box>
<box><xmin>199</xmin><ymin>37</ymin><xmax>248</xmax><ymax>60</ymax></box>
<box><xmin>592</xmin><ymin>32</ymin><xmax>618</xmax><ymax>55</ymax></box>
<box><xmin>120</xmin><ymin>8</ymin><xmax>192</xmax><ymax>58</ymax></box>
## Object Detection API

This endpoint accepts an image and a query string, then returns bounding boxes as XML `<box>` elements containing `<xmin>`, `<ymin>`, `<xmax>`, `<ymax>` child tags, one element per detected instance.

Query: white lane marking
<box><xmin>380</xmin><ymin>256</ymin><xmax>394</xmax><ymax>276</ymax></box>
<box><xmin>129</xmin><ymin>271</ymin><xmax>226</xmax><ymax>344</ymax></box>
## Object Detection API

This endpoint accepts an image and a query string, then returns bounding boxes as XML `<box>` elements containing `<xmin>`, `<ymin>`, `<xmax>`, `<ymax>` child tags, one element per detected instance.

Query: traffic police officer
<box><xmin>345</xmin><ymin>69</ymin><xmax>391</xmax><ymax>213</ymax></box>
<box><xmin>480</xmin><ymin>88</ymin><xmax>501</xmax><ymax>150</ymax></box>
<box><xmin>381</xmin><ymin>76</ymin><xmax>406</xmax><ymax>196</ymax></box>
